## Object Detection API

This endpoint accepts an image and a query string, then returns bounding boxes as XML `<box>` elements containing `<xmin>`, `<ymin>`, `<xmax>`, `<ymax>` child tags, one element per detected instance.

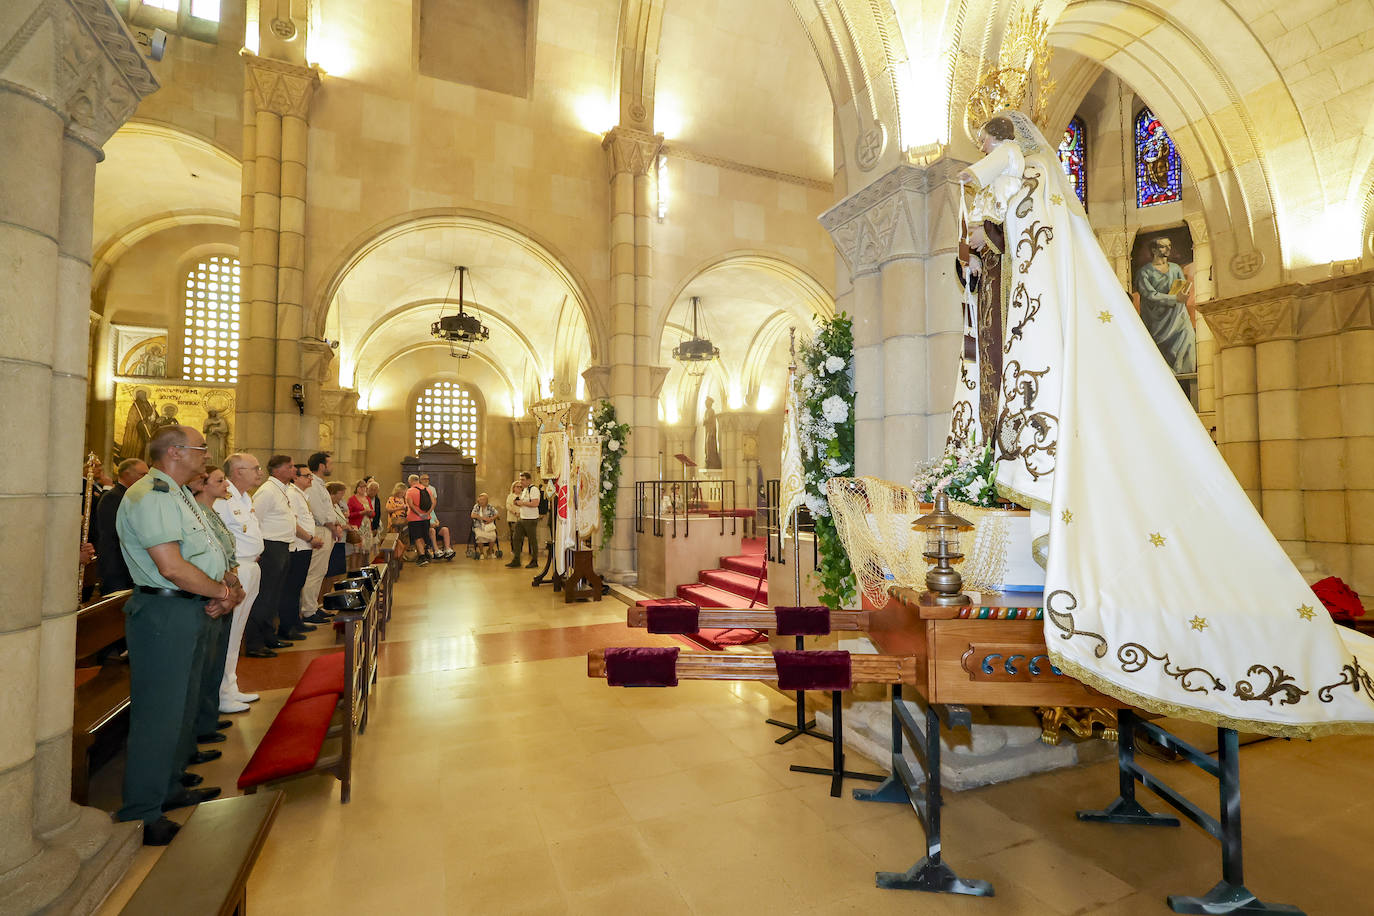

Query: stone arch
<box><xmin>369</xmin><ymin>343</ymin><xmax>517</xmax><ymax>419</ymax></box>
<box><xmin>1048</xmin><ymin>0</ymin><xmax>1317</xmax><ymax>289</ymax></box>
<box><xmin>311</xmin><ymin>209</ymin><xmax>606</xmax><ymax>364</ymax></box>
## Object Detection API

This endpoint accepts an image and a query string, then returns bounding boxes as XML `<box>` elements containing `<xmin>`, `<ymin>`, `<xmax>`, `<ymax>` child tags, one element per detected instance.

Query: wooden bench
<box><xmin>238</xmin><ymin>572</ymin><xmax>379</xmax><ymax>803</ymax></box>
<box><xmin>119</xmin><ymin>790</ymin><xmax>283</xmax><ymax>916</ymax></box>
<box><xmin>73</xmin><ymin>590</ymin><xmax>132</xmax><ymax>805</ymax></box>
<box><xmin>378</xmin><ymin>532</ymin><xmax>402</xmax><ymax>585</ymax></box>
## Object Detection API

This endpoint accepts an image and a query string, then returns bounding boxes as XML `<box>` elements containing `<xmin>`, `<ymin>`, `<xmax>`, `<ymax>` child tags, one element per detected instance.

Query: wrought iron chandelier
<box><xmin>671</xmin><ymin>296</ymin><xmax>719</xmax><ymax>376</ymax></box>
<box><xmin>431</xmin><ymin>265</ymin><xmax>490</xmax><ymax>358</ymax></box>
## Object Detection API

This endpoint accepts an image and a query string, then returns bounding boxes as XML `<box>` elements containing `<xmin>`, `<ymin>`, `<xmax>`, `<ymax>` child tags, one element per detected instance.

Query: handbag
<box><xmin>345</xmin><ymin>527</ymin><xmax>363</xmax><ymax>545</ymax></box>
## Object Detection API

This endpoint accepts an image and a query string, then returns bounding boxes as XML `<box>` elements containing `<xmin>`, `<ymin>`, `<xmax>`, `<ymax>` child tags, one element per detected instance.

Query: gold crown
<box><xmin>965</xmin><ymin>4</ymin><xmax>1056</xmax><ymax>141</ymax></box>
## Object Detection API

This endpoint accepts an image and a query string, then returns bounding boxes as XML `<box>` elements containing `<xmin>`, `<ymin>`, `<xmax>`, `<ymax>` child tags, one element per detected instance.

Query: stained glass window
<box><xmin>414</xmin><ymin>381</ymin><xmax>479</xmax><ymax>459</ymax></box>
<box><xmin>182</xmin><ymin>255</ymin><xmax>240</xmax><ymax>382</ymax></box>
<box><xmin>1057</xmin><ymin>116</ymin><xmax>1087</xmax><ymax>207</ymax></box>
<box><xmin>1135</xmin><ymin>107</ymin><xmax>1182</xmax><ymax>208</ymax></box>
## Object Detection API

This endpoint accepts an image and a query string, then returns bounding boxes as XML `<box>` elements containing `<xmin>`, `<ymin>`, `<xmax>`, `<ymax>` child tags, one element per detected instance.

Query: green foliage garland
<box><xmin>795</xmin><ymin>314</ymin><xmax>857</xmax><ymax>609</ymax></box>
<box><xmin>593</xmin><ymin>400</ymin><xmax>631</xmax><ymax>548</ymax></box>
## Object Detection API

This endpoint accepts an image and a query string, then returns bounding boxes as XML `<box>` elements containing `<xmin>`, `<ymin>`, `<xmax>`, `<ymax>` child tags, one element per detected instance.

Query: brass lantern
<box><xmin>913</xmin><ymin>491</ymin><xmax>974</xmax><ymax>606</ymax></box>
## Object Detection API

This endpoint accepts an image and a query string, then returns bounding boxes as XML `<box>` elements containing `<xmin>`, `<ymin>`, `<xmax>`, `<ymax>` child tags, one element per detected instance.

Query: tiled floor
<box><xmin>93</xmin><ymin>556</ymin><xmax>1374</xmax><ymax>915</ymax></box>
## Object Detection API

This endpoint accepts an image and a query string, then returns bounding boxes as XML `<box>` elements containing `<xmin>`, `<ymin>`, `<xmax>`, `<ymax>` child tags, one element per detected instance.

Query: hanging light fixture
<box><xmin>671</xmin><ymin>296</ymin><xmax>719</xmax><ymax>376</ymax></box>
<box><xmin>431</xmin><ymin>265</ymin><xmax>490</xmax><ymax>358</ymax></box>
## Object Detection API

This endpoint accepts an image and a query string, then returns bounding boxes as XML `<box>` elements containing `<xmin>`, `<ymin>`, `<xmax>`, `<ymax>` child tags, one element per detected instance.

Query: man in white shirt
<box><xmin>214</xmin><ymin>454</ymin><xmax>266</xmax><ymax>711</ymax></box>
<box><xmin>301</xmin><ymin>452</ymin><xmax>344</xmax><ymax>623</ymax></box>
<box><xmin>282</xmin><ymin>464</ymin><xmax>321</xmax><ymax>640</ymax></box>
<box><xmin>251</xmin><ymin>455</ymin><xmax>320</xmax><ymax>656</ymax></box>
<box><xmin>505</xmin><ymin>471</ymin><xmax>542</xmax><ymax>569</ymax></box>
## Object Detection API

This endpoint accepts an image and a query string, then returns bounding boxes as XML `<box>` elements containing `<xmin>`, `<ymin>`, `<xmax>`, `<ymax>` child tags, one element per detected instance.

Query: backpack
<box><xmin>535</xmin><ymin>488</ymin><xmax>549</xmax><ymax>515</ymax></box>
<box><xmin>414</xmin><ymin>486</ymin><xmax>433</xmax><ymax>513</ymax></box>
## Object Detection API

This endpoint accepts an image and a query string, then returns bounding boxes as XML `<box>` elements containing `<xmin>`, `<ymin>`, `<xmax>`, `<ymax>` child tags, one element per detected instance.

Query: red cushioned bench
<box><xmin>238</xmin><ymin>566</ymin><xmax>384</xmax><ymax>804</ymax></box>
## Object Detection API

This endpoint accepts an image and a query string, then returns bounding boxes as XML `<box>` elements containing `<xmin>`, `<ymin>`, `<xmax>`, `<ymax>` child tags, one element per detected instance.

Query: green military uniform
<box><xmin>193</xmin><ymin>509</ymin><xmax>240</xmax><ymax>738</ymax></box>
<box><xmin>115</xmin><ymin>468</ymin><xmax>229</xmax><ymax>825</ymax></box>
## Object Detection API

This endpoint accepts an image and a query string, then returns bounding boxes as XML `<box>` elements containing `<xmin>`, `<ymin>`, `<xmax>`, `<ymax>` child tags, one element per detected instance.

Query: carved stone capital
<box><xmin>0</xmin><ymin>0</ymin><xmax>159</xmax><ymax>150</ymax></box>
<box><xmin>647</xmin><ymin>365</ymin><xmax>670</xmax><ymax>400</ymax></box>
<box><xmin>581</xmin><ymin>366</ymin><xmax>611</xmax><ymax>402</ymax></box>
<box><xmin>602</xmin><ymin>126</ymin><xmax>663</xmax><ymax>178</ymax></box>
<box><xmin>245</xmin><ymin>55</ymin><xmax>319</xmax><ymax>118</ymax></box>
<box><xmin>819</xmin><ymin>164</ymin><xmax>936</xmax><ymax>276</ymax></box>
<box><xmin>716</xmin><ymin>410</ymin><xmax>762</xmax><ymax>435</ymax></box>
<box><xmin>301</xmin><ymin>338</ymin><xmax>336</xmax><ymax>383</ymax></box>
<box><xmin>1200</xmin><ymin>270</ymin><xmax>1374</xmax><ymax>348</ymax></box>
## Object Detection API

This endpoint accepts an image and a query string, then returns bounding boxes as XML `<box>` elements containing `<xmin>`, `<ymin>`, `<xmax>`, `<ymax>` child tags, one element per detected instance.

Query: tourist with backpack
<box><xmin>405</xmin><ymin>474</ymin><xmax>435</xmax><ymax>566</ymax></box>
<box><xmin>506</xmin><ymin>471</ymin><xmax>541</xmax><ymax>569</ymax></box>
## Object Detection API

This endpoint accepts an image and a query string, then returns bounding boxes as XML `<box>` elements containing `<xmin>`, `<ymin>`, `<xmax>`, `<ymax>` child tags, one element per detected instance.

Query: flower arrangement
<box><xmin>796</xmin><ymin>314</ymin><xmax>857</xmax><ymax>609</ymax></box>
<box><xmin>593</xmin><ymin>400</ymin><xmax>630</xmax><ymax>547</ymax></box>
<box><xmin>910</xmin><ymin>440</ymin><xmax>1001</xmax><ymax>508</ymax></box>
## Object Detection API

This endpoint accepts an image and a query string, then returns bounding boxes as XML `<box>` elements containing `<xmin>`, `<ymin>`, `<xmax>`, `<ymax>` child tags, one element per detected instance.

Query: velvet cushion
<box><xmin>774</xmin><ymin>606</ymin><xmax>831</xmax><ymax>636</ymax></box>
<box><xmin>605</xmin><ymin>646</ymin><xmax>679</xmax><ymax>687</ymax></box>
<box><xmin>646</xmin><ymin>602</ymin><xmax>700</xmax><ymax>634</ymax></box>
<box><xmin>773</xmin><ymin>650</ymin><xmax>851</xmax><ymax>691</ymax></box>
<box><xmin>287</xmin><ymin>651</ymin><xmax>346</xmax><ymax>702</ymax></box>
<box><xmin>237</xmin><ymin>693</ymin><xmax>338</xmax><ymax>788</ymax></box>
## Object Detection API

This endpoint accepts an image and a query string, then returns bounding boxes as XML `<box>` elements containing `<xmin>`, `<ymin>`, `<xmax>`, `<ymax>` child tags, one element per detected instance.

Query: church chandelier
<box><xmin>672</xmin><ymin>296</ymin><xmax>720</xmax><ymax>377</ymax></box>
<box><xmin>430</xmin><ymin>265</ymin><xmax>490</xmax><ymax>358</ymax></box>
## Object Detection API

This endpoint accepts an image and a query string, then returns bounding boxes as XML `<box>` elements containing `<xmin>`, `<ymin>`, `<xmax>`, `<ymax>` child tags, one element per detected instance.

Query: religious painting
<box><xmin>1135</xmin><ymin>107</ymin><xmax>1182</xmax><ymax>208</ymax></box>
<box><xmin>111</xmin><ymin>324</ymin><xmax>168</xmax><ymax>379</ymax></box>
<box><xmin>1131</xmin><ymin>225</ymin><xmax>1196</xmax><ymax>379</ymax></box>
<box><xmin>113</xmin><ymin>383</ymin><xmax>236</xmax><ymax>466</ymax></box>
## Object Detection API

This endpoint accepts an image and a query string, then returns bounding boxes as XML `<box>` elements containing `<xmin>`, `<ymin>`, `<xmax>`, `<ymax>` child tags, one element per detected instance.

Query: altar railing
<box><xmin>634</xmin><ymin>478</ymin><xmax>737</xmax><ymax>538</ymax></box>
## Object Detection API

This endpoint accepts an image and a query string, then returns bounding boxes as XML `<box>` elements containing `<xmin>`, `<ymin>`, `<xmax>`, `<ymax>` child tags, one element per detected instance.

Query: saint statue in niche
<box><xmin>702</xmin><ymin>396</ymin><xmax>721</xmax><ymax>469</ymax></box>
<box><xmin>203</xmin><ymin>409</ymin><xmax>231</xmax><ymax>468</ymax></box>
<box><xmin>1131</xmin><ymin>228</ymin><xmax>1196</xmax><ymax>375</ymax></box>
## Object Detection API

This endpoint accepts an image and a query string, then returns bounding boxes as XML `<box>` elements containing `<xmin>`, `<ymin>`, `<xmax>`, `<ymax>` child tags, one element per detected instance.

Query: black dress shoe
<box><xmin>278</xmin><ymin>632</ymin><xmax>305</xmax><ymax>642</ymax></box>
<box><xmin>162</xmin><ymin>786</ymin><xmax>221</xmax><ymax>812</ymax></box>
<box><xmin>187</xmin><ymin>749</ymin><xmax>222</xmax><ymax>765</ymax></box>
<box><xmin>266</xmin><ymin>638</ymin><xmax>291</xmax><ymax>649</ymax></box>
<box><xmin>195</xmin><ymin>731</ymin><xmax>227</xmax><ymax>744</ymax></box>
<box><xmin>304</xmin><ymin>611</ymin><xmax>331</xmax><ymax>624</ymax></box>
<box><xmin>180</xmin><ymin>772</ymin><xmax>204</xmax><ymax>788</ymax></box>
<box><xmin>504</xmin><ymin>561</ymin><xmax>520</xmax><ymax>568</ymax></box>
<box><xmin>216</xmin><ymin>719</ymin><xmax>232</xmax><ymax>730</ymax></box>
<box><xmin>142</xmin><ymin>817</ymin><xmax>181</xmax><ymax>846</ymax></box>
<box><xmin>245</xmin><ymin>647</ymin><xmax>278</xmax><ymax>658</ymax></box>
<box><xmin>525</xmin><ymin>560</ymin><xmax>538</xmax><ymax>568</ymax></box>
<box><xmin>296</xmin><ymin>623</ymin><xmax>318</xmax><ymax>632</ymax></box>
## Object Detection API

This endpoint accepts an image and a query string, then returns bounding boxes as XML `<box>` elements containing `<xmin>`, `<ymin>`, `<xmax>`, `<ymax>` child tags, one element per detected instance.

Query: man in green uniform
<box><xmin>115</xmin><ymin>425</ymin><xmax>242</xmax><ymax>845</ymax></box>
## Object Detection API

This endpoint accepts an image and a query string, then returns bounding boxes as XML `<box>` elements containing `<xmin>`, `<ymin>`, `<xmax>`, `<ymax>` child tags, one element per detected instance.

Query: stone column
<box><xmin>512</xmin><ymin>419</ymin><xmax>538</xmax><ymax>480</ymax></box>
<box><xmin>600</xmin><ymin>127</ymin><xmax>663</xmax><ymax>582</ymax></box>
<box><xmin>0</xmin><ymin>2</ymin><xmax>158</xmax><ymax>911</ymax></box>
<box><xmin>819</xmin><ymin>162</ymin><xmax>965</xmax><ymax>479</ymax></box>
<box><xmin>716</xmin><ymin>411</ymin><xmax>761</xmax><ymax>508</ymax></box>
<box><xmin>237</xmin><ymin>56</ymin><xmax>318</xmax><ymax>458</ymax></box>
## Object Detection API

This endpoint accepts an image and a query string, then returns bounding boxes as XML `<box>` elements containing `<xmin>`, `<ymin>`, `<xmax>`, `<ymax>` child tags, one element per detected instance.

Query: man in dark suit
<box><xmin>96</xmin><ymin>458</ymin><xmax>149</xmax><ymax>594</ymax></box>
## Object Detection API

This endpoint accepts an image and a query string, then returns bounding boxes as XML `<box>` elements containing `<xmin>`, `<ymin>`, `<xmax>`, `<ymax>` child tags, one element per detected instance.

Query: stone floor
<box><xmin>91</xmin><ymin>555</ymin><xmax>1374</xmax><ymax>915</ymax></box>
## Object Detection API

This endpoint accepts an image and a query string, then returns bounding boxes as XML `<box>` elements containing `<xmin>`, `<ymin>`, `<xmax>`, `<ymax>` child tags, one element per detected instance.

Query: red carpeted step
<box><xmin>720</xmin><ymin>554</ymin><xmax>765</xmax><ymax>576</ymax></box>
<box><xmin>675</xmin><ymin>582</ymin><xmax>748</xmax><ymax>608</ymax></box>
<box><xmin>699</xmin><ymin>568</ymin><xmax>767</xmax><ymax>602</ymax></box>
<box><xmin>664</xmin><ymin>589</ymin><xmax>769</xmax><ymax>649</ymax></box>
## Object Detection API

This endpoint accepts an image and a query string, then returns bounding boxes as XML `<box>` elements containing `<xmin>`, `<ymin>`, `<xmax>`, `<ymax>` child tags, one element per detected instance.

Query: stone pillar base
<box><xmin>0</xmin><ymin>810</ymin><xmax>139</xmax><ymax>916</ymax></box>
<box><xmin>601</xmin><ymin>567</ymin><xmax>638</xmax><ymax>586</ymax></box>
<box><xmin>38</xmin><ymin>818</ymin><xmax>140</xmax><ymax>916</ymax></box>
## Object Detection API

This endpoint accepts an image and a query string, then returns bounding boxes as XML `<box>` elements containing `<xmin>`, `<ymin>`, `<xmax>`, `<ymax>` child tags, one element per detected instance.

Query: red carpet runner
<box><xmin>637</xmin><ymin>538</ymin><xmax>771</xmax><ymax>651</ymax></box>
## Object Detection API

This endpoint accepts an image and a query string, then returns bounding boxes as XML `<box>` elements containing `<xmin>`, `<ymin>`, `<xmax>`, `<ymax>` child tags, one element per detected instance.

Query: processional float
<box><xmin>530</xmin><ymin>398</ymin><xmax>603</xmax><ymax>601</ymax></box>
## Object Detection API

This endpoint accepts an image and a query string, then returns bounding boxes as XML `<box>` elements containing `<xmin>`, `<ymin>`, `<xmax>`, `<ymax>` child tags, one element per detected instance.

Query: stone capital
<box><xmin>0</xmin><ymin>0</ymin><xmax>159</xmax><ymax>151</ymax></box>
<box><xmin>818</xmin><ymin>160</ymin><xmax>966</xmax><ymax>277</ymax></box>
<box><xmin>581</xmin><ymin>366</ymin><xmax>611</xmax><ymax>402</ymax></box>
<box><xmin>716</xmin><ymin>410</ymin><xmax>763</xmax><ymax>434</ymax></box>
<box><xmin>601</xmin><ymin>126</ymin><xmax>663</xmax><ymax>178</ymax></box>
<box><xmin>647</xmin><ymin>365</ymin><xmax>670</xmax><ymax>399</ymax></box>
<box><xmin>1200</xmin><ymin>270</ymin><xmax>1374</xmax><ymax>348</ymax></box>
<box><xmin>245</xmin><ymin>54</ymin><xmax>319</xmax><ymax>118</ymax></box>
<box><xmin>301</xmin><ymin>338</ymin><xmax>336</xmax><ymax>383</ymax></box>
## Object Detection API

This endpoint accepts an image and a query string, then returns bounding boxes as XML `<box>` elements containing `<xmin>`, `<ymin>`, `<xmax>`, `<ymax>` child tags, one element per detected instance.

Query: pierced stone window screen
<box><xmin>415</xmin><ymin>381</ymin><xmax>479</xmax><ymax>460</ymax></box>
<box><xmin>182</xmin><ymin>255</ymin><xmax>241</xmax><ymax>383</ymax></box>
<box><xmin>1135</xmin><ymin>107</ymin><xmax>1182</xmax><ymax>208</ymax></box>
<box><xmin>1057</xmin><ymin>116</ymin><xmax>1087</xmax><ymax>208</ymax></box>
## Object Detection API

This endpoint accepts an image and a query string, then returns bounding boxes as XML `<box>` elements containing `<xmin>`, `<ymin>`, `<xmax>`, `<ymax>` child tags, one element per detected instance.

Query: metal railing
<box><xmin>764</xmin><ymin>478</ymin><xmax>818</xmax><ymax>568</ymax></box>
<box><xmin>634</xmin><ymin>479</ymin><xmax>737</xmax><ymax>538</ymax></box>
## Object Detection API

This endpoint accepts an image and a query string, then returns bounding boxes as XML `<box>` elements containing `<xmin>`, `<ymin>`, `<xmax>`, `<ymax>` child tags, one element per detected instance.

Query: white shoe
<box><xmin>234</xmin><ymin>692</ymin><xmax>260</xmax><ymax>703</ymax></box>
<box><xmin>219</xmin><ymin>700</ymin><xmax>251</xmax><ymax>714</ymax></box>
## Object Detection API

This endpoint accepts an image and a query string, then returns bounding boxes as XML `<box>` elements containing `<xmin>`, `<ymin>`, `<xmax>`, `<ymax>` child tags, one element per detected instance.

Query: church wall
<box><xmin>364</xmin><ymin>349</ymin><xmax>516</xmax><ymax>515</ymax></box>
<box><xmin>88</xmin><ymin>223</ymin><xmax>239</xmax><ymax>464</ymax></box>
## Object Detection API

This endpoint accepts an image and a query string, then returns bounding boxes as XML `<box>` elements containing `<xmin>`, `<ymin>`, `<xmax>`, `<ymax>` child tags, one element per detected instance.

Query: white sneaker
<box><xmin>234</xmin><ymin>692</ymin><xmax>260</xmax><ymax>703</ymax></box>
<box><xmin>219</xmin><ymin>699</ymin><xmax>251</xmax><ymax>714</ymax></box>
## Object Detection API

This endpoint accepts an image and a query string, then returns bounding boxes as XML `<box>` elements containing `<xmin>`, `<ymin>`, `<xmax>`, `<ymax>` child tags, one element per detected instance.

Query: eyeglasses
<box><xmin>177</xmin><ymin>444</ymin><xmax>209</xmax><ymax>452</ymax></box>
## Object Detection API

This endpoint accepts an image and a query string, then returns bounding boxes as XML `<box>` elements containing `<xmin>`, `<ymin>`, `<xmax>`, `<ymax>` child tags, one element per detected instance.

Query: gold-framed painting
<box><xmin>113</xmin><ymin>383</ymin><xmax>236</xmax><ymax>467</ymax></box>
<box><xmin>111</xmin><ymin>324</ymin><xmax>168</xmax><ymax>379</ymax></box>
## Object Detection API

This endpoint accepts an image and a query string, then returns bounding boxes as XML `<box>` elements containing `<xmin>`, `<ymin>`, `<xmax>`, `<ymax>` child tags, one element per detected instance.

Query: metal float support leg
<box><xmin>789</xmin><ymin>691</ymin><xmax>883</xmax><ymax>797</ymax></box>
<box><xmin>1077</xmin><ymin>709</ymin><xmax>1181</xmax><ymax>827</ymax></box>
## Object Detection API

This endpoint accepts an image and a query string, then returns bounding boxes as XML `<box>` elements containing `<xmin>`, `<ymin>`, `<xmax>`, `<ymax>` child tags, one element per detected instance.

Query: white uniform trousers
<box><xmin>220</xmin><ymin>558</ymin><xmax>260</xmax><ymax>700</ymax></box>
<box><xmin>300</xmin><ymin>524</ymin><xmax>334</xmax><ymax>618</ymax></box>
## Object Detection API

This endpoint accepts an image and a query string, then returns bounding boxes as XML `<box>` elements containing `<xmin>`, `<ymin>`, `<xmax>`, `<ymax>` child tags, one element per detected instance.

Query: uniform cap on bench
<box><xmin>323</xmin><ymin>588</ymin><xmax>367</xmax><ymax>612</ymax></box>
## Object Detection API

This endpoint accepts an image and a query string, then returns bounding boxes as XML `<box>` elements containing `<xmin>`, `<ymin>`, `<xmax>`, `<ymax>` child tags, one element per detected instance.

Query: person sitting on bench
<box><xmin>471</xmin><ymin>493</ymin><xmax>499</xmax><ymax>558</ymax></box>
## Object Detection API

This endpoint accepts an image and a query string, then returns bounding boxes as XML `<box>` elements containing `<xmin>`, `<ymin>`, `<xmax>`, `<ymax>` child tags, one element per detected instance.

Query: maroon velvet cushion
<box><xmin>773</xmin><ymin>650</ymin><xmax>851</xmax><ymax>691</ymax></box>
<box><xmin>646</xmin><ymin>602</ymin><xmax>700</xmax><ymax>634</ymax></box>
<box><xmin>237</xmin><ymin>693</ymin><xmax>338</xmax><ymax>788</ymax></box>
<box><xmin>287</xmin><ymin>652</ymin><xmax>346</xmax><ymax>702</ymax></box>
<box><xmin>774</xmin><ymin>606</ymin><xmax>832</xmax><ymax>636</ymax></box>
<box><xmin>605</xmin><ymin>646</ymin><xmax>679</xmax><ymax>687</ymax></box>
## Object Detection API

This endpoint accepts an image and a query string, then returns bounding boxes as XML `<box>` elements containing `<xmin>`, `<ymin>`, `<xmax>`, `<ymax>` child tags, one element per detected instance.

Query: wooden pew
<box><xmin>73</xmin><ymin>590</ymin><xmax>132</xmax><ymax>805</ymax></box>
<box><xmin>238</xmin><ymin>570</ymin><xmax>378</xmax><ymax>803</ymax></box>
<box><xmin>119</xmin><ymin>791</ymin><xmax>283</xmax><ymax>916</ymax></box>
